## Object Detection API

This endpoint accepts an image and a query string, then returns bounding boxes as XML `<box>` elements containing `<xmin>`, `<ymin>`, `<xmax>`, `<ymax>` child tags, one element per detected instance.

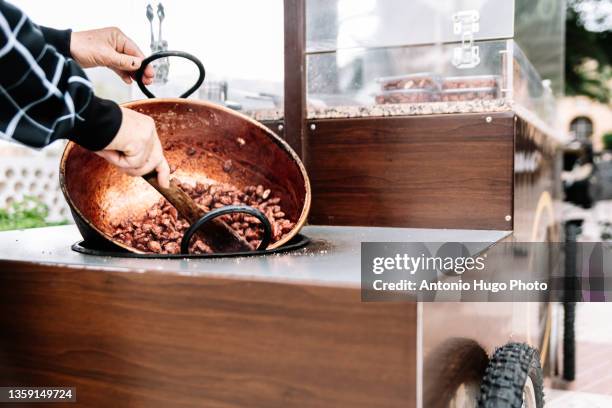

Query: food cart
<box><xmin>0</xmin><ymin>1</ymin><xmax>567</xmax><ymax>406</ymax></box>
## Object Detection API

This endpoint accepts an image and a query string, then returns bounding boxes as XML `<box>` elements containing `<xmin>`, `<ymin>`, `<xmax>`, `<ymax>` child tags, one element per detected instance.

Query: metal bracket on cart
<box><xmin>452</xmin><ymin>10</ymin><xmax>481</xmax><ymax>69</ymax></box>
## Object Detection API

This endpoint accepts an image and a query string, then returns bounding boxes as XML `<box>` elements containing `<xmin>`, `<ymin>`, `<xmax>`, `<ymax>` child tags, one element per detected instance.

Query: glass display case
<box><xmin>15</xmin><ymin>0</ymin><xmax>563</xmax><ymax>130</ymax></box>
<box><xmin>305</xmin><ymin>0</ymin><xmax>565</xmax><ymax>125</ymax></box>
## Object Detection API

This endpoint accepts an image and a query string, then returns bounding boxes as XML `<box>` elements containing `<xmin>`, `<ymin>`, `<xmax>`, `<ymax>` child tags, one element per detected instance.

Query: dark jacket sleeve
<box><xmin>39</xmin><ymin>26</ymin><xmax>72</xmax><ymax>57</ymax></box>
<box><xmin>0</xmin><ymin>0</ymin><xmax>121</xmax><ymax>151</ymax></box>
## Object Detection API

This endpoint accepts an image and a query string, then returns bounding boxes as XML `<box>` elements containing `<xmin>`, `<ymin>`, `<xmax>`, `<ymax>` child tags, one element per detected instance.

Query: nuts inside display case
<box><xmin>441</xmin><ymin>75</ymin><xmax>499</xmax><ymax>90</ymax></box>
<box><xmin>439</xmin><ymin>87</ymin><xmax>499</xmax><ymax>102</ymax></box>
<box><xmin>374</xmin><ymin>89</ymin><xmax>438</xmax><ymax>104</ymax></box>
<box><xmin>376</xmin><ymin>73</ymin><xmax>439</xmax><ymax>91</ymax></box>
<box><xmin>373</xmin><ymin>74</ymin><xmax>500</xmax><ymax>105</ymax></box>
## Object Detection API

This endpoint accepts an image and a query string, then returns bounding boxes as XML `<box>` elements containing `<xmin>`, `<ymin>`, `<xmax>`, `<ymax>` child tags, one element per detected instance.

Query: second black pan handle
<box><xmin>180</xmin><ymin>205</ymin><xmax>273</xmax><ymax>255</ymax></box>
<box><xmin>134</xmin><ymin>50</ymin><xmax>206</xmax><ymax>99</ymax></box>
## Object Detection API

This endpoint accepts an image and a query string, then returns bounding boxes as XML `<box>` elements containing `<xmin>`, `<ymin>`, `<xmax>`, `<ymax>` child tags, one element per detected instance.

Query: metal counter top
<box><xmin>0</xmin><ymin>225</ymin><xmax>509</xmax><ymax>287</ymax></box>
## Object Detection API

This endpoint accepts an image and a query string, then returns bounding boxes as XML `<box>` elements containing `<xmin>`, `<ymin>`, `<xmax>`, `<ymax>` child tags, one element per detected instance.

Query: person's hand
<box><xmin>70</xmin><ymin>27</ymin><xmax>155</xmax><ymax>85</ymax></box>
<box><xmin>96</xmin><ymin>107</ymin><xmax>170</xmax><ymax>188</ymax></box>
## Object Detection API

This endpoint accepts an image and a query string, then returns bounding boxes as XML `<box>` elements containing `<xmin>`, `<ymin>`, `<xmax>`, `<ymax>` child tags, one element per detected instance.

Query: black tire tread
<box><xmin>478</xmin><ymin>342</ymin><xmax>545</xmax><ymax>408</ymax></box>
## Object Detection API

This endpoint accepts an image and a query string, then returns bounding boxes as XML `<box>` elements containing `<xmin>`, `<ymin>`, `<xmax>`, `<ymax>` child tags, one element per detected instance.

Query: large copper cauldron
<box><xmin>60</xmin><ymin>51</ymin><xmax>310</xmax><ymax>255</ymax></box>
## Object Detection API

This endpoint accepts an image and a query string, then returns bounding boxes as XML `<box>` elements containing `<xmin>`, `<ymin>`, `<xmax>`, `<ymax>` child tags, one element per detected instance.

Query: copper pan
<box><xmin>59</xmin><ymin>51</ymin><xmax>310</xmax><ymax>254</ymax></box>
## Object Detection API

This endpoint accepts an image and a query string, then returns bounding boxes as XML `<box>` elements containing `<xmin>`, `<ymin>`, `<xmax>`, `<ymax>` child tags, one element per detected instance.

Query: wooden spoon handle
<box><xmin>143</xmin><ymin>173</ymin><xmax>204</xmax><ymax>224</ymax></box>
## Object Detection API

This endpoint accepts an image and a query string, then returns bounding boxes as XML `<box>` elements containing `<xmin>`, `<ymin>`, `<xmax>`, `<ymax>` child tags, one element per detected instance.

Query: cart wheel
<box><xmin>478</xmin><ymin>343</ymin><xmax>544</xmax><ymax>408</ymax></box>
<box><xmin>562</xmin><ymin>302</ymin><xmax>576</xmax><ymax>381</ymax></box>
<box><xmin>423</xmin><ymin>338</ymin><xmax>489</xmax><ymax>408</ymax></box>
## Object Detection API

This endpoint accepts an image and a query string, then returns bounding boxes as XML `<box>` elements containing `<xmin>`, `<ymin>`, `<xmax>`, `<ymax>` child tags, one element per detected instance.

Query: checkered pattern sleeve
<box><xmin>0</xmin><ymin>0</ymin><xmax>121</xmax><ymax>150</ymax></box>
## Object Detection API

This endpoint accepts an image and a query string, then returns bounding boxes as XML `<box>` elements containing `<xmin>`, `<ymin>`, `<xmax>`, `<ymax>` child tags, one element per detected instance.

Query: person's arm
<box><xmin>0</xmin><ymin>0</ymin><xmax>119</xmax><ymax>150</ymax></box>
<box><xmin>0</xmin><ymin>1</ymin><xmax>168</xmax><ymax>186</ymax></box>
<box><xmin>39</xmin><ymin>26</ymin><xmax>71</xmax><ymax>57</ymax></box>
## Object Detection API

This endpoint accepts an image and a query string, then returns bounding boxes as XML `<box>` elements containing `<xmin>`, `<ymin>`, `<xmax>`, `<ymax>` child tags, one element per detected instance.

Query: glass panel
<box><xmin>511</xmin><ymin>42</ymin><xmax>556</xmax><ymax>125</ymax></box>
<box><xmin>514</xmin><ymin>0</ymin><xmax>566</xmax><ymax>95</ymax></box>
<box><xmin>306</xmin><ymin>0</ymin><xmax>515</xmax><ymax>53</ymax></box>
<box><xmin>305</xmin><ymin>0</ymin><xmax>563</xmax><ymax>125</ymax></box>
<box><xmin>307</xmin><ymin>40</ymin><xmax>509</xmax><ymax>117</ymax></box>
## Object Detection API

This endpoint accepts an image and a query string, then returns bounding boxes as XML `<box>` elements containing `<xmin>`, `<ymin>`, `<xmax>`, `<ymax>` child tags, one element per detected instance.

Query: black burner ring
<box><xmin>71</xmin><ymin>234</ymin><xmax>310</xmax><ymax>259</ymax></box>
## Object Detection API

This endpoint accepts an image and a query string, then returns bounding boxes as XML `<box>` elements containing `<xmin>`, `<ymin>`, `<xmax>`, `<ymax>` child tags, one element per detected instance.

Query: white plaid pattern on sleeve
<box><xmin>0</xmin><ymin>0</ymin><xmax>95</xmax><ymax>148</ymax></box>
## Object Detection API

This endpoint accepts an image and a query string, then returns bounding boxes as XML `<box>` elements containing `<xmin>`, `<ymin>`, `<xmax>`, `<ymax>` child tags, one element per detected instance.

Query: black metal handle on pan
<box><xmin>180</xmin><ymin>205</ymin><xmax>273</xmax><ymax>255</ymax></box>
<box><xmin>134</xmin><ymin>50</ymin><xmax>205</xmax><ymax>99</ymax></box>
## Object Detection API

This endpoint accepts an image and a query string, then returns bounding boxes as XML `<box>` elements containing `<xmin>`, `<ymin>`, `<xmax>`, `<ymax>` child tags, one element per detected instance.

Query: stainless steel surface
<box><xmin>0</xmin><ymin>225</ymin><xmax>509</xmax><ymax>287</ymax></box>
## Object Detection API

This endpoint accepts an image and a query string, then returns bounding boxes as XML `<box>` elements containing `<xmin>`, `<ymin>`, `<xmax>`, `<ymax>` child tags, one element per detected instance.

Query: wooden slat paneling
<box><xmin>0</xmin><ymin>262</ymin><xmax>417</xmax><ymax>408</ymax></box>
<box><xmin>305</xmin><ymin>113</ymin><xmax>515</xmax><ymax>230</ymax></box>
<box><xmin>512</xmin><ymin>115</ymin><xmax>562</xmax><ymax>241</ymax></box>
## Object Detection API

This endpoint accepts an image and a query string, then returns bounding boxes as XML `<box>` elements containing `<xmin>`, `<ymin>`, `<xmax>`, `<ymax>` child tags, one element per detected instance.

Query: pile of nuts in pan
<box><xmin>110</xmin><ymin>180</ymin><xmax>295</xmax><ymax>254</ymax></box>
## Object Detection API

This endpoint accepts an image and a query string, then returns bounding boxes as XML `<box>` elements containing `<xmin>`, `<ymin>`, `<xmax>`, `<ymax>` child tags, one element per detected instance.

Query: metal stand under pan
<box><xmin>71</xmin><ymin>234</ymin><xmax>310</xmax><ymax>259</ymax></box>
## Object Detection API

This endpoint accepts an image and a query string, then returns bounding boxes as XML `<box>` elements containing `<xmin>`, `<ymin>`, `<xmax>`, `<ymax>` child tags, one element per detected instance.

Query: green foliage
<box><xmin>0</xmin><ymin>196</ymin><xmax>68</xmax><ymax>231</ymax></box>
<box><xmin>565</xmin><ymin>0</ymin><xmax>612</xmax><ymax>103</ymax></box>
<box><xmin>603</xmin><ymin>132</ymin><xmax>612</xmax><ymax>150</ymax></box>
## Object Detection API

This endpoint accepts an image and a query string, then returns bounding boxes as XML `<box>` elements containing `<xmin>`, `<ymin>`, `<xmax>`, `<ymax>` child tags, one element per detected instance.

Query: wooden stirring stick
<box><xmin>143</xmin><ymin>172</ymin><xmax>252</xmax><ymax>253</ymax></box>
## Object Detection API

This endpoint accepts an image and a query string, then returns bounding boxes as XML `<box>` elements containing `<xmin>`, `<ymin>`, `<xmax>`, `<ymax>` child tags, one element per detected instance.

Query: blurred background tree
<box><xmin>566</xmin><ymin>0</ymin><xmax>612</xmax><ymax>103</ymax></box>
